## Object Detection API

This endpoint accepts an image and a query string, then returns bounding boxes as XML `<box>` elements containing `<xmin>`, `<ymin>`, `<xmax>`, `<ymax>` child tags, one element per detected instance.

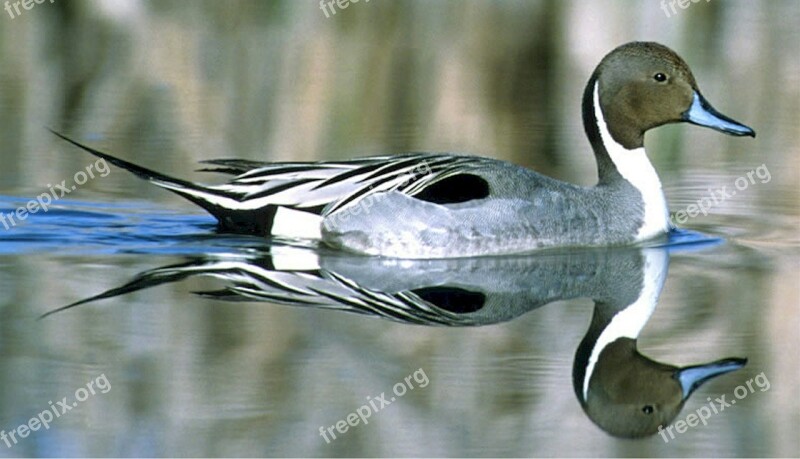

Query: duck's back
<box><xmin>319</xmin><ymin>157</ymin><xmax>641</xmax><ymax>258</ymax></box>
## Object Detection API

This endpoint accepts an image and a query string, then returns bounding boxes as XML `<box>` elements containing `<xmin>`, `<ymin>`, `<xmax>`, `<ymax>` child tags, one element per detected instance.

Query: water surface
<box><xmin>0</xmin><ymin>1</ymin><xmax>798</xmax><ymax>457</ymax></box>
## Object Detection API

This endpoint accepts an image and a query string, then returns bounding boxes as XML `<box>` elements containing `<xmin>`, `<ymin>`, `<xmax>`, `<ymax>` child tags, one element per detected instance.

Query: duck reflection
<box><xmin>572</xmin><ymin>250</ymin><xmax>746</xmax><ymax>437</ymax></box>
<box><xmin>44</xmin><ymin>244</ymin><xmax>746</xmax><ymax>438</ymax></box>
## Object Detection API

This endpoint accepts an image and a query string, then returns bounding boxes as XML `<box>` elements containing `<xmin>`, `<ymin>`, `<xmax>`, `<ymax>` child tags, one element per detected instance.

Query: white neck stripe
<box><xmin>592</xmin><ymin>83</ymin><xmax>669</xmax><ymax>240</ymax></box>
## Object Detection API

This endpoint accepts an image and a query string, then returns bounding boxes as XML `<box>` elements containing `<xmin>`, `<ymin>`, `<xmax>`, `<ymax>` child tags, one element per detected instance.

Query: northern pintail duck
<box><xmin>53</xmin><ymin>41</ymin><xmax>755</xmax><ymax>258</ymax></box>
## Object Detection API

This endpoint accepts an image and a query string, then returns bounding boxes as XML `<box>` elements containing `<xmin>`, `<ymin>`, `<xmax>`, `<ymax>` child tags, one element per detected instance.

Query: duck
<box><xmin>51</xmin><ymin>41</ymin><xmax>755</xmax><ymax>259</ymax></box>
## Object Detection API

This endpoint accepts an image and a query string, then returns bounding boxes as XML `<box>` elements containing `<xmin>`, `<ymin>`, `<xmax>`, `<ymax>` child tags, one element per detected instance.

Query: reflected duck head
<box><xmin>576</xmin><ymin>336</ymin><xmax>747</xmax><ymax>438</ymax></box>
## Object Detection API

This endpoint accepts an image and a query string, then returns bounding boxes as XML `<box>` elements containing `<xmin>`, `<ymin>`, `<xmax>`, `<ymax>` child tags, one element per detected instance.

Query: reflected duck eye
<box><xmin>653</xmin><ymin>73</ymin><xmax>667</xmax><ymax>83</ymax></box>
<box><xmin>642</xmin><ymin>405</ymin><xmax>654</xmax><ymax>414</ymax></box>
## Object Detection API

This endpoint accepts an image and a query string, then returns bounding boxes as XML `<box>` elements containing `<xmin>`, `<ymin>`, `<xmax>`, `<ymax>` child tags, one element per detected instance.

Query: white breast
<box><xmin>593</xmin><ymin>83</ymin><xmax>670</xmax><ymax>241</ymax></box>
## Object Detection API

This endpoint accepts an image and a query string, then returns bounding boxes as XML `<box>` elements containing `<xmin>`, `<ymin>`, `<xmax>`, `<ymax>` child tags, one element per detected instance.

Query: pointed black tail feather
<box><xmin>37</xmin><ymin>258</ymin><xmax>208</xmax><ymax>319</ymax></box>
<box><xmin>49</xmin><ymin>129</ymin><xmax>276</xmax><ymax>234</ymax></box>
<box><xmin>49</xmin><ymin>129</ymin><xmax>200</xmax><ymax>189</ymax></box>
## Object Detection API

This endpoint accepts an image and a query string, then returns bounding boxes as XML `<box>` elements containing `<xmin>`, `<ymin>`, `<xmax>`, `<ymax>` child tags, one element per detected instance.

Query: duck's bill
<box><xmin>683</xmin><ymin>92</ymin><xmax>756</xmax><ymax>137</ymax></box>
<box><xmin>676</xmin><ymin>357</ymin><xmax>748</xmax><ymax>400</ymax></box>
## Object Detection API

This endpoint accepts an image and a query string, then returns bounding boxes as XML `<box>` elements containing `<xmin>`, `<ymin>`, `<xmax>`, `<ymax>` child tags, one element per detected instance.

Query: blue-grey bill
<box><xmin>677</xmin><ymin>357</ymin><xmax>748</xmax><ymax>399</ymax></box>
<box><xmin>684</xmin><ymin>92</ymin><xmax>756</xmax><ymax>137</ymax></box>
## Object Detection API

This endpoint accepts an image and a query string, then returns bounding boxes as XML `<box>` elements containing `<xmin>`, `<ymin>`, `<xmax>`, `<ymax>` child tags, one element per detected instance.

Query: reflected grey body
<box><xmin>319</xmin><ymin>246</ymin><xmax>646</xmax><ymax>325</ymax></box>
<box><xmin>45</xmin><ymin>243</ymin><xmax>746</xmax><ymax>439</ymax></box>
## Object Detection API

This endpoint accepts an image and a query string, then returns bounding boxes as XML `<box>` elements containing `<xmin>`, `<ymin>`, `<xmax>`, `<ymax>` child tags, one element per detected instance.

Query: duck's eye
<box><xmin>642</xmin><ymin>405</ymin><xmax>654</xmax><ymax>414</ymax></box>
<box><xmin>653</xmin><ymin>73</ymin><xmax>667</xmax><ymax>83</ymax></box>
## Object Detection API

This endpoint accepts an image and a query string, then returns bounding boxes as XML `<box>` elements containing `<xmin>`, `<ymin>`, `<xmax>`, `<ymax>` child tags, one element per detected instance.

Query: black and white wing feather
<box><xmin>202</xmin><ymin>154</ymin><xmax>490</xmax><ymax>214</ymax></box>
<box><xmin>52</xmin><ymin>131</ymin><xmax>492</xmax><ymax>238</ymax></box>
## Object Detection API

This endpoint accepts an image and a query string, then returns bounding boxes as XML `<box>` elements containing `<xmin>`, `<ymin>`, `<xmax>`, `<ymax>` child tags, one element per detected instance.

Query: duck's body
<box><xmin>319</xmin><ymin>154</ymin><xmax>648</xmax><ymax>258</ymax></box>
<box><xmin>52</xmin><ymin>42</ymin><xmax>754</xmax><ymax>258</ymax></box>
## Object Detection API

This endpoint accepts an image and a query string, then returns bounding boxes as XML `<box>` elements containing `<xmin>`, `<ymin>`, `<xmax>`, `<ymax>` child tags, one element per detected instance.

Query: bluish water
<box><xmin>0</xmin><ymin>195</ymin><xmax>723</xmax><ymax>257</ymax></box>
<box><xmin>0</xmin><ymin>197</ymin><xmax>253</xmax><ymax>256</ymax></box>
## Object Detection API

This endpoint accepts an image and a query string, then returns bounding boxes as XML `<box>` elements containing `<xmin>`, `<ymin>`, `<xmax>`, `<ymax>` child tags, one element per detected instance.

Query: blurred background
<box><xmin>0</xmin><ymin>0</ymin><xmax>798</xmax><ymax>456</ymax></box>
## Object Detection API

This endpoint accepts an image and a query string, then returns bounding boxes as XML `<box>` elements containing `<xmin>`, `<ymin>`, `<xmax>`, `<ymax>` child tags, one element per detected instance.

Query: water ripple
<box><xmin>0</xmin><ymin>197</ymin><xmax>271</xmax><ymax>256</ymax></box>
